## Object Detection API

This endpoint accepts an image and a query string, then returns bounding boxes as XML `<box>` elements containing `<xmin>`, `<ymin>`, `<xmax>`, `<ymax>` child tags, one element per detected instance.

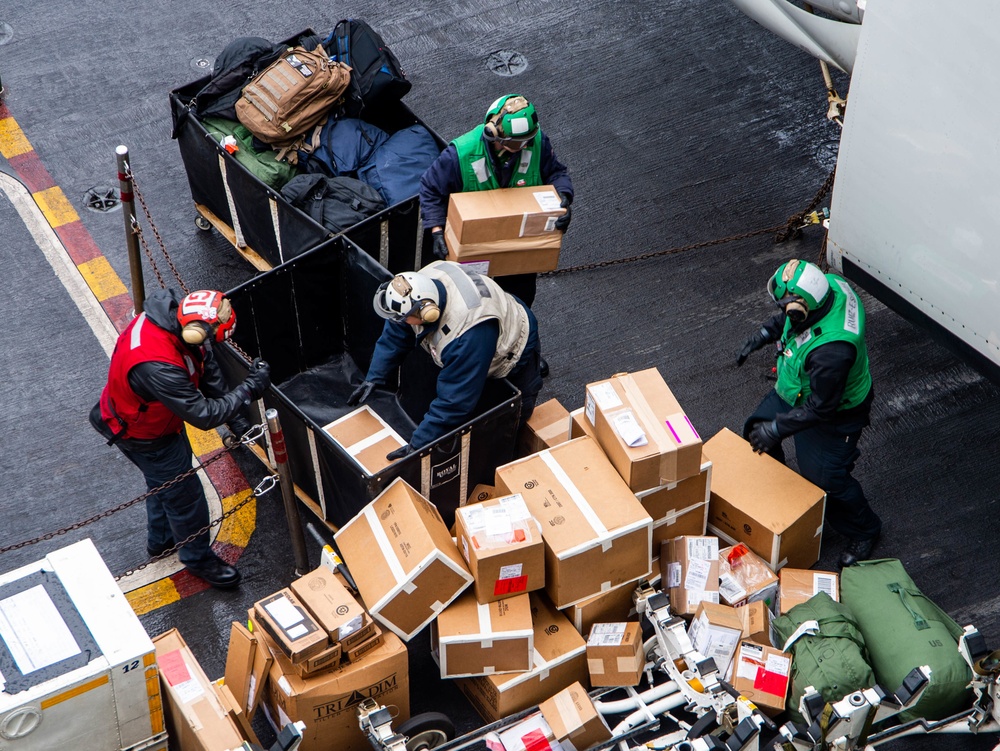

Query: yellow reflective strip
<box><xmin>41</xmin><ymin>675</ymin><xmax>109</xmax><ymax>709</ymax></box>
<box><xmin>143</xmin><ymin>652</ymin><xmax>156</xmax><ymax>668</ymax></box>
<box><xmin>0</xmin><ymin>117</ymin><xmax>33</xmax><ymax>158</ymax></box>
<box><xmin>146</xmin><ymin>674</ymin><xmax>165</xmax><ymax>734</ymax></box>
<box><xmin>78</xmin><ymin>256</ymin><xmax>128</xmax><ymax>301</ymax></box>
<box><xmin>33</xmin><ymin>186</ymin><xmax>80</xmax><ymax>227</ymax></box>
<box><xmin>215</xmin><ymin>489</ymin><xmax>256</xmax><ymax>549</ymax></box>
<box><xmin>126</xmin><ymin>577</ymin><xmax>181</xmax><ymax>616</ymax></box>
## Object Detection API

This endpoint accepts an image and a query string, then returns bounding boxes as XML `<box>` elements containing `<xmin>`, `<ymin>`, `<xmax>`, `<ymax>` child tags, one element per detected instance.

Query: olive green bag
<box><xmin>772</xmin><ymin>592</ymin><xmax>877</xmax><ymax>723</ymax></box>
<box><xmin>202</xmin><ymin>116</ymin><xmax>299</xmax><ymax>190</ymax></box>
<box><xmin>840</xmin><ymin>558</ymin><xmax>972</xmax><ymax>722</ymax></box>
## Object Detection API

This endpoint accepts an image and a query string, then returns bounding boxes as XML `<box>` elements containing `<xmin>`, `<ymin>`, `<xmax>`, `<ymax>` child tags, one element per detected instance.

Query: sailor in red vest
<box><xmin>90</xmin><ymin>288</ymin><xmax>270</xmax><ymax>588</ymax></box>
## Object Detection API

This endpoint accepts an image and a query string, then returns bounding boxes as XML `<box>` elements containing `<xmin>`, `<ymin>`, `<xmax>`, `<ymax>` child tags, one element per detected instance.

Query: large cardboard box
<box><xmin>224</xmin><ymin>620</ymin><xmax>273</xmax><ymax>715</ymax></box>
<box><xmin>729</xmin><ymin>641</ymin><xmax>791</xmax><ymax>716</ymax></box>
<box><xmin>455</xmin><ymin>493</ymin><xmax>545</xmax><ymax>603</ymax></box>
<box><xmin>254</xmin><ymin>589</ymin><xmax>330</xmax><ymax>664</ymax></box>
<box><xmin>661</xmin><ymin>536</ymin><xmax>720</xmax><ymax>616</ymax></box>
<box><xmin>155</xmin><ymin>628</ymin><xmax>245</xmax><ymax>751</ymax></box>
<box><xmin>778</xmin><ymin>568</ymin><xmax>840</xmax><ymax>615</ymax></box>
<box><xmin>705</xmin><ymin>428</ymin><xmax>826</xmax><ymax>570</ymax></box>
<box><xmin>457</xmin><ymin>592</ymin><xmax>589</xmax><ymax>723</ymax></box>
<box><xmin>322</xmin><ymin>405</ymin><xmax>406</xmax><ymax>476</ymax></box>
<box><xmin>718</xmin><ymin>544</ymin><xmax>779</xmax><ymax>609</ymax></box>
<box><xmin>444</xmin><ymin>186</ymin><xmax>566</xmax><ymax>277</ymax></box>
<box><xmin>495</xmin><ymin>437</ymin><xmax>653</xmax><ymax>608</ymax></box>
<box><xmin>538</xmin><ymin>681</ymin><xmax>613</xmax><ymax>751</ymax></box>
<box><xmin>585</xmin><ymin>369</ymin><xmax>703</xmax><ymax>491</ymax></box>
<box><xmin>519</xmin><ymin>397</ymin><xmax>571</xmax><ymax>456</ymax></box>
<box><xmin>687</xmin><ymin>602</ymin><xmax>743</xmax><ymax>676</ymax></box>
<box><xmin>431</xmin><ymin>591</ymin><xmax>534</xmax><ymax>678</ymax></box>
<box><xmin>586</xmin><ymin>622</ymin><xmax>644</xmax><ymax>686</ymax></box>
<box><xmin>334</xmin><ymin>478</ymin><xmax>473</xmax><ymax>641</ymax></box>
<box><xmin>290</xmin><ymin>565</ymin><xmax>375</xmax><ymax>650</ymax></box>
<box><xmin>563</xmin><ymin>559</ymin><xmax>659</xmax><ymax>636</ymax></box>
<box><xmin>639</xmin><ymin>461</ymin><xmax>712</xmax><ymax>550</ymax></box>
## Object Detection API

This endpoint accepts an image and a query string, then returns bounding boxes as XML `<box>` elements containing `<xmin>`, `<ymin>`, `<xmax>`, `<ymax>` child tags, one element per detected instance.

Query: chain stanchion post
<box><xmin>116</xmin><ymin>145</ymin><xmax>146</xmax><ymax>314</ymax></box>
<box><xmin>266</xmin><ymin>408</ymin><xmax>310</xmax><ymax>576</ymax></box>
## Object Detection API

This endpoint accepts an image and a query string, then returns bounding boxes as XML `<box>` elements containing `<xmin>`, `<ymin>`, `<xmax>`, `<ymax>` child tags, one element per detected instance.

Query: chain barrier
<box><xmin>0</xmin><ymin>423</ymin><xmax>268</xmax><ymax>556</ymax></box>
<box><xmin>125</xmin><ymin>162</ymin><xmax>189</xmax><ymax>295</ymax></box>
<box><xmin>540</xmin><ymin>168</ymin><xmax>836</xmax><ymax>277</ymax></box>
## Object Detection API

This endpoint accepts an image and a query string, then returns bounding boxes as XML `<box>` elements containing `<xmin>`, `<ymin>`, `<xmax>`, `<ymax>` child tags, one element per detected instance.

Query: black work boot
<box><xmin>838</xmin><ymin>534</ymin><xmax>880</xmax><ymax>570</ymax></box>
<box><xmin>539</xmin><ymin>357</ymin><xmax>550</xmax><ymax>379</ymax></box>
<box><xmin>186</xmin><ymin>555</ymin><xmax>242</xmax><ymax>589</ymax></box>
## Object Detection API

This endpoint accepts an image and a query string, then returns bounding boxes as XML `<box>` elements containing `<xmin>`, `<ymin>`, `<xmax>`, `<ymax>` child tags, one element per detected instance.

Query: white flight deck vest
<box><xmin>415</xmin><ymin>261</ymin><xmax>530</xmax><ymax>378</ymax></box>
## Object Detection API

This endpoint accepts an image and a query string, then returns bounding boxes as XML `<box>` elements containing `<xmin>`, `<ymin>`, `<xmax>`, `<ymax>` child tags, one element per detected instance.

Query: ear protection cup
<box><xmin>182</xmin><ymin>321</ymin><xmax>211</xmax><ymax>345</ymax></box>
<box><xmin>418</xmin><ymin>302</ymin><xmax>440</xmax><ymax>323</ymax></box>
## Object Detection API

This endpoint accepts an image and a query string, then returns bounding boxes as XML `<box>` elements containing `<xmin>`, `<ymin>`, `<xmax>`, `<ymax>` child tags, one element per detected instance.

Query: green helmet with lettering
<box><xmin>482</xmin><ymin>95</ymin><xmax>539</xmax><ymax>147</ymax></box>
<box><xmin>767</xmin><ymin>259</ymin><xmax>831</xmax><ymax>323</ymax></box>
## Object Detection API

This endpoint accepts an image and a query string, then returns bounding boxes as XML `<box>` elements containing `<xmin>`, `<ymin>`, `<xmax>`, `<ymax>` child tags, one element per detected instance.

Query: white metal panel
<box><xmin>828</xmin><ymin>0</ymin><xmax>1000</xmax><ymax>368</ymax></box>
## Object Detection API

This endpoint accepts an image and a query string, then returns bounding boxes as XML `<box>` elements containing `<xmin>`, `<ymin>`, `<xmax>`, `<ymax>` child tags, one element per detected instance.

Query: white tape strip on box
<box><xmin>363</xmin><ymin>505</ymin><xmax>416</xmax><ymax>594</ymax></box>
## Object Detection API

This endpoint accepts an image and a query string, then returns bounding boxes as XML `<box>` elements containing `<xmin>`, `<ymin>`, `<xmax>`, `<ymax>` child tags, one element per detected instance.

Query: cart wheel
<box><xmin>194</xmin><ymin>215</ymin><xmax>212</xmax><ymax>231</ymax></box>
<box><xmin>397</xmin><ymin>712</ymin><xmax>455</xmax><ymax>751</ymax></box>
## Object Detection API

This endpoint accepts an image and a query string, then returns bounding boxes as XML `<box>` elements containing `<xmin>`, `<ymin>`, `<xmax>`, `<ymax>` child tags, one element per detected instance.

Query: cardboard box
<box><xmin>729</xmin><ymin>641</ymin><xmax>791</xmax><ymax>716</ymax></box>
<box><xmin>445</xmin><ymin>225</ymin><xmax>562</xmax><ymax>277</ymax></box>
<box><xmin>334</xmin><ymin>478</ymin><xmax>473</xmax><ymax>641</ymax></box>
<box><xmin>563</xmin><ymin>559</ymin><xmax>659</xmax><ymax>636</ymax></box>
<box><xmin>468</xmin><ymin>484</ymin><xmax>499</xmax><ymax>505</ymax></box>
<box><xmin>294</xmin><ymin>641</ymin><xmax>343</xmax><ymax>676</ymax></box>
<box><xmin>261</xmin><ymin>629</ymin><xmax>409</xmax><ymax>751</ymax></box>
<box><xmin>456</xmin><ymin>592</ymin><xmax>589</xmax><ymax>723</ymax></box>
<box><xmin>155</xmin><ymin>628</ymin><xmax>245</xmax><ymax>751</ymax></box>
<box><xmin>718</xmin><ymin>544</ymin><xmax>779</xmax><ymax>609</ymax></box>
<box><xmin>495</xmin><ymin>437</ymin><xmax>653</xmax><ymax>608</ymax></box>
<box><xmin>736</xmin><ymin>601</ymin><xmax>772</xmax><ymax>647</ymax></box>
<box><xmin>224</xmin><ymin>620</ymin><xmax>274</xmax><ymax>715</ymax></box>
<box><xmin>687</xmin><ymin>602</ymin><xmax>743</xmax><ymax>676</ymax></box>
<box><xmin>586</xmin><ymin>622</ymin><xmax>644</xmax><ymax>686</ymax></box>
<box><xmin>344</xmin><ymin>626</ymin><xmax>385</xmax><ymax>663</ymax></box>
<box><xmin>569</xmin><ymin>407</ymin><xmax>595</xmax><ymax>440</ymax></box>
<box><xmin>538</xmin><ymin>681</ymin><xmax>613</xmax><ymax>751</ymax></box>
<box><xmin>705</xmin><ymin>428</ymin><xmax>826</xmax><ymax>570</ymax></box>
<box><xmin>661</xmin><ymin>536</ymin><xmax>720</xmax><ymax>616</ymax></box>
<box><xmin>585</xmin><ymin>369</ymin><xmax>703</xmax><ymax>491</ymax></box>
<box><xmin>216</xmin><ymin>681</ymin><xmax>261</xmax><ymax>746</ymax></box>
<box><xmin>455</xmin><ymin>493</ymin><xmax>545</xmax><ymax>603</ymax></box>
<box><xmin>519</xmin><ymin>397</ymin><xmax>571</xmax><ymax>456</ymax></box>
<box><xmin>432</xmin><ymin>591</ymin><xmax>534</xmax><ymax>678</ymax></box>
<box><xmin>639</xmin><ymin>461</ymin><xmax>711</xmax><ymax>550</ymax></box>
<box><xmin>254</xmin><ymin>589</ymin><xmax>330</xmax><ymax>664</ymax></box>
<box><xmin>322</xmin><ymin>405</ymin><xmax>406</xmax><ymax>476</ymax></box>
<box><xmin>778</xmin><ymin>568</ymin><xmax>840</xmax><ymax>615</ymax></box>
<box><xmin>290</xmin><ymin>565</ymin><xmax>375</xmax><ymax>650</ymax></box>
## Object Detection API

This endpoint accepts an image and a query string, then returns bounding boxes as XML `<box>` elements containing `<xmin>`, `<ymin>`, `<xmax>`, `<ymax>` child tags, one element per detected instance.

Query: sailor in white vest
<box><xmin>348</xmin><ymin>261</ymin><xmax>543</xmax><ymax>461</ymax></box>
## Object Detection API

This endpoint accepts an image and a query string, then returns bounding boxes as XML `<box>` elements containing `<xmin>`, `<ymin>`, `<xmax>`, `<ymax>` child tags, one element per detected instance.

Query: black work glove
<box><xmin>748</xmin><ymin>419</ymin><xmax>782</xmax><ymax>454</ymax></box>
<box><xmin>227</xmin><ymin>414</ymin><xmax>252</xmax><ymax>440</ymax></box>
<box><xmin>347</xmin><ymin>380</ymin><xmax>377</xmax><ymax>406</ymax></box>
<box><xmin>242</xmin><ymin>358</ymin><xmax>271</xmax><ymax>400</ymax></box>
<box><xmin>386</xmin><ymin>444</ymin><xmax>413</xmax><ymax>462</ymax></box>
<box><xmin>431</xmin><ymin>229</ymin><xmax>449</xmax><ymax>261</ymax></box>
<box><xmin>737</xmin><ymin>327</ymin><xmax>775</xmax><ymax>367</ymax></box>
<box><xmin>554</xmin><ymin>192</ymin><xmax>572</xmax><ymax>232</ymax></box>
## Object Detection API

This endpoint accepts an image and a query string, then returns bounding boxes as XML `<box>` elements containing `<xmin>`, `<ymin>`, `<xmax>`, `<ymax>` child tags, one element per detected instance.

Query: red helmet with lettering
<box><xmin>177</xmin><ymin>290</ymin><xmax>236</xmax><ymax>345</ymax></box>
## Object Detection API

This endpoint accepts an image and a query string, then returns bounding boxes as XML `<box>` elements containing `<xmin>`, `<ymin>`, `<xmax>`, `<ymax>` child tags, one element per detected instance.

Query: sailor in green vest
<box><xmin>737</xmin><ymin>259</ymin><xmax>881</xmax><ymax>569</ymax></box>
<box><xmin>419</xmin><ymin>94</ymin><xmax>574</xmax><ymax>315</ymax></box>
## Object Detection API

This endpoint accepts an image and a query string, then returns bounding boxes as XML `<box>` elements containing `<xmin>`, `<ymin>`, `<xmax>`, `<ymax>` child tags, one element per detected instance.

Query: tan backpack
<box><xmin>235</xmin><ymin>44</ymin><xmax>351</xmax><ymax>146</ymax></box>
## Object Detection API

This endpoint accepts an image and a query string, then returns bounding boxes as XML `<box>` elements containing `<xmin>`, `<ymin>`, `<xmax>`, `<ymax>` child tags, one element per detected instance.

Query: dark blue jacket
<box><xmin>419</xmin><ymin>131</ymin><xmax>574</xmax><ymax>229</ymax></box>
<box><xmin>365</xmin><ymin>284</ymin><xmax>540</xmax><ymax>448</ymax></box>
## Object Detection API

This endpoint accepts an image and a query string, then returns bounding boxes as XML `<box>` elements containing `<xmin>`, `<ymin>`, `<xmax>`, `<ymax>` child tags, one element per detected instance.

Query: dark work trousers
<box><xmin>496</xmin><ymin>273</ymin><xmax>537</xmax><ymax>308</ymax></box>
<box><xmin>507</xmin><ymin>346</ymin><xmax>544</xmax><ymax>430</ymax></box>
<box><xmin>744</xmin><ymin>389</ymin><xmax>882</xmax><ymax>541</ymax></box>
<box><xmin>117</xmin><ymin>430</ymin><xmax>213</xmax><ymax>565</ymax></box>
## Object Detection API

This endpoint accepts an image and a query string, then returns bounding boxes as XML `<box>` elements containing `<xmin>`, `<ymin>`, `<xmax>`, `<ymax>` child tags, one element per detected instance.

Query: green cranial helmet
<box><xmin>482</xmin><ymin>95</ymin><xmax>539</xmax><ymax>145</ymax></box>
<box><xmin>767</xmin><ymin>259</ymin><xmax>831</xmax><ymax>321</ymax></box>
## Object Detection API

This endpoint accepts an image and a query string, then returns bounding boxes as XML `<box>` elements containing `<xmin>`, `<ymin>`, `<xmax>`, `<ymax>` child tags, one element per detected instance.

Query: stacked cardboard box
<box><xmin>586</xmin><ymin>622</ymin><xmax>644</xmax><ymax>686</ymax></box>
<box><xmin>431</xmin><ymin>591</ymin><xmax>534</xmax><ymax>678</ymax></box>
<box><xmin>687</xmin><ymin>602</ymin><xmax>743</xmax><ymax>677</ymax></box>
<box><xmin>519</xmin><ymin>398</ymin><xmax>571</xmax><ymax>456</ymax></box>
<box><xmin>778</xmin><ymin>568</ymin><xmax>840</xmax><ymax>615</ymax></box>
<box><xmin>661</xmin><ymin>536</ymin><xmax>720</xmax><ymax>616</ymax></box>
<box><xmin>729</xmin><ymin>641</ymin><xmax>792</xmax><ymax>716</ymax></box>
<box><xmin>638</xmin><ymin>461</ymin><xmax>712</xmax><ymax>549</ymax></box>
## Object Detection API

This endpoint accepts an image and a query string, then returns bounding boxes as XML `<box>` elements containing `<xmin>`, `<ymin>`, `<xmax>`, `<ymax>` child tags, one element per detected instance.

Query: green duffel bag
<box><xmin>840</xmin><ymin>558</ymin><xmax>972</xmax><ymax>722</ymax></box>
<box><xmin>202</xmin><ymin>116</ymin><xmax>299</xmax><ymax>190</ymax></box>
<box><xmin>772</xmin><ymin>592</ymin><xmax>877</xmax><ymax>723</ymax></box>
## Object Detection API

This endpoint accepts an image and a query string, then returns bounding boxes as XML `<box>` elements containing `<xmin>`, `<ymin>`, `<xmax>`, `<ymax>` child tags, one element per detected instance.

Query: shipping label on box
<box><xmin>519</xmin><ymin>398</ymin><xmax>571</xmax><ymax>456</ymax></box>
<box><xmin>433</xmin><ymin>591</ymin><xmax>534</xmax><ymax>678</ymax></box>
<box><xmin>662</xmin><ymin>536</ymin><xmax>720</xmax><ymax>616</ymax></box>
<box><xmin>730</xmin><ymin>641</ymin><xmax>791</xmax><ymax>716</ymax></box>
<box><xmin>586</xmin><ymin>621</ymin><xmax>644</xmax><ymax>686</ymax></box>
<box><xmin>585</xmin><ymin>369</ymin><xmax>703</xmax><ymax>491</ymax></box>
<box><xmin>778</xmin><ymin>568</ymin><xmax>840</xmax><ymax>615</ymax></box>
<box><xmin>455</xmin><ymin>493</ymin><xmax>545</xmax><ymax>603</ymax></box>
<box><xmin>290</xmin><ymin>565</ymin><xmax>374</xmax><ymax>650</ymax></box>
<box><xmin>254</xmin><ymin>589</ymin><xmax>330</xmax><ymax>664</ymax></box>
<box><xmin>322</xmin><ymin>405</ymin><xmax>406</xmax><ymax>476</ymax></box>
<box><xmin>538</xmin><ymin>680</ymin><xmax>613</xmax><ymax>751</ymax></box>
<box><xmin>494</xmin><ymin>437</ymin><xmax>653</xmax><ymax>608</ymax></box>
<box><xmin>718</xmin><ymin>544</ymin><xmax>779</xmax><ymax>609</ymax></box>
<box><xmin>334</xmin><ymin>478</ymin><xmax>473</xmax><ymax>641</ymax></box>
<box><xmin>705</xmin><ymin>428</ymin><xmax>826</xmax><ymax>570</ymax></box>
<box><xmin>687</xmin><ymin>602</ymin><xmax>743</xmax><ymax>676</ymax></box>
<box><xmin>456</xmin><ymin>592</ymin><xmax>588</xmax><ymax>723</ymax></box>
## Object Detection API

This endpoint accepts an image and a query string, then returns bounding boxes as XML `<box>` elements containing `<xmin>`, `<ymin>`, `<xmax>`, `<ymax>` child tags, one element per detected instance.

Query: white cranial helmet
<box><xmin>373</xmin><ymin>271</ymin><xmax>440</xmax><ymax>323</ymax></box>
